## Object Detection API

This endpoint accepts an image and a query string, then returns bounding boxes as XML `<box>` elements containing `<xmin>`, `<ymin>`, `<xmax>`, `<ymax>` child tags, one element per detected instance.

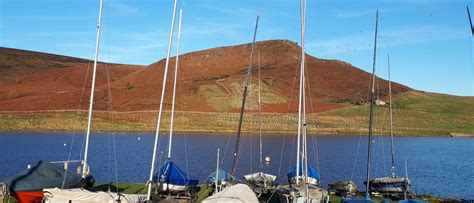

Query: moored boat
<box><xmin>366</xmin><ymin>177</ymin><xmax>410</xmax><ymax>196</ymax></box>
<box><xmin>2</xmin><ymin>161</ymin><xmax>82</xmax><ymax>203</ymax></box>
<box><xmin>202</xmin><ymin>184</ymin><xmax>258</xmax><ymax>203</ymax></box>
<box><xmin>328</xmin><ymin>180</ymin><xmax>358</xmax><ymax>196</ymax></box>
<box><xmin>152</xmin><ymin>160</ymin><xmax>198</xmax><ymax>194</ymax></box>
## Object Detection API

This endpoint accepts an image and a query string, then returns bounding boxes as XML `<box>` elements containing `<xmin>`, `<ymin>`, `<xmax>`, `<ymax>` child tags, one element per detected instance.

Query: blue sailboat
<box><xmin>287</xmin><ymin>163</ymin><xmax>320</xmax><ymax>186</ymax></box>
<box><xmin>153</xmin><ymin>160</ymin><xmax>198</xmax><ymax>193</ymax></box>
<box><xmin>145</xmin><ymin>3</ymin><xmax>198</xmax><ymax>200</ymax></box>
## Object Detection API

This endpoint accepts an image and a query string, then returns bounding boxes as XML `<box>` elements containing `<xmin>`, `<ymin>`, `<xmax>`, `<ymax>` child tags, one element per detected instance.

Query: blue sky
<box><xmin>0</xmin><ymin>0</ymin><xmax>473</xmax><ymax>96</ymax></box>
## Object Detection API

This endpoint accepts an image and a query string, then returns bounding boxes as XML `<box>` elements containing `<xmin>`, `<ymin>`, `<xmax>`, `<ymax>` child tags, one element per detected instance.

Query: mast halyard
<box><xmin>388</xmin><ymin>54</ymin><xmax>396</xmax><ymax>178</ymax></box>
<box><xmin>258</xmin><ymin>51</ymin><xmax>263</xmax><ymax>172</ymax></box>
<box><xmin>231</xmin><ymin>15</ymin><xmax>259</xmax><ymax>177</ymax></box>
<box><xmin>167</xmin><ymin>8</ymin><xmax>183</xmax><ymax>159</ymax></box>
<box><xmin>82</xmin><ymin>0</ymin><xmax>103</xmax><ymax>179</ymax></box>
<box><xmin>147</xmin><ymin>0</ymin><xmax>178</xmax><ymax>200</ymax></box>
<box><xmin>365</xmin><ymin>9</ymin><xmax>379</xmax><ymax>199</ymax></box>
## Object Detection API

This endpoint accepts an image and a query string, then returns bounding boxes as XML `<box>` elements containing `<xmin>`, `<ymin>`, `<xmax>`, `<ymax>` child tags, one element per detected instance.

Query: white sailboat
<box><xmin>367</xmin><ymin>54</ymin><xmax>411</xmax><ymax>199</ymax></box>
<box><xmin>276</xmin><ymin>0</ymin><xmax>328</xmax><ymax>202</ymax></box>
<box><xmin>342</xmin><ymin>9</ymin><xmax>379</xmax><ymax>203</ymax></box>
<box><xmin>203</xmin><ymin>15</ymin><xmax>261</xmax><ymax>203</ymax></box>
<box><xmin>43</xmin><ymin>0</ymin><xmax>146</xmax><ymax>202</ymax></box>
<box><xmin>243</xmin><ymin>51</ymin><xmax>277</xmax><ymax>195</ymax></box>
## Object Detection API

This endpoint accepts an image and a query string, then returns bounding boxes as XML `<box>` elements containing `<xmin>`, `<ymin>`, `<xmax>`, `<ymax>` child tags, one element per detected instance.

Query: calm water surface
<box><xmin>0</xmin><ymin>132</ymin><xmax>472</xmax><ymax>199</ymax></box>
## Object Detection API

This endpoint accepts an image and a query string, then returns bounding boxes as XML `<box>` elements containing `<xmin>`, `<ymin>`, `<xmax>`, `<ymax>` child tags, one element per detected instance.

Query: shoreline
<box><xmin>0</xmin><ymin>129</ymin><xmax>461</xmax><ymax>138</ymax></box>
<box><xmin>1</xmin><ymin>110</ymin><xmax>472</xmax><ymax>137</ymax></box>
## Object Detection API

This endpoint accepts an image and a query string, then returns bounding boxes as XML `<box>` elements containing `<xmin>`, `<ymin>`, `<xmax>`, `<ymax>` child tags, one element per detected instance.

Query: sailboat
<box><xmin>276</xmin><ymin>0</ymin><xmax>328</xmax><ymax>202</ymax></box>
<box><xmin>42</xmin><ymin>0</ymin><xmax>147</xmax><ymax>202</ymax></box>
<box><xmin>341</xmin><ymin>9</ymin><xmax>379</xmax><ymax>203</ymax></box>
<box><xmin>207</xmin><ymin>148</ymin><xmax>235</xmax><ymax>193</ymax></box>
<box><xmin>243</xmin><ymin>45</ymin><xmax>277</xmax><ymax>197</ymax></box>
<box><xmin>151</xmin><ymin>7</ymin><xmax>199</xmax><ymax>198</ymax></box>
<box><xmin>2</xmin><ymin>1</ymin><xmax>107</xmax><ymax>202</ymax></box>
<box><xmin>145</xmin><ymin>1</ymin><xmax>198</xmax><ymax>201</ymax></box>
<box><xmin>203</xmin><ymin>15</ymin><xmax>261</xmax><ymax>203</ymax></box>
<box><xmin>365</xmin><ymin>54</ymin><xmax>411</xmax><ymax>198</ymax></box>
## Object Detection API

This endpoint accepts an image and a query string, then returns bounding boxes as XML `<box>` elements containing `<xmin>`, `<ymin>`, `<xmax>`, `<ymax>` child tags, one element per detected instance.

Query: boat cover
<box><xmin>202</xmin><ymin>184</ymin><xmax>258</xmax><ymax>203</ymax></box>
<box><xmin>287</xmin><ymin>163</ymin><xmax>320</xmax><ymax>181</ymax></box>
<box><xmin>2</xmin><ymin>161</ymin><xmax>81</xmax><ymax>192</ymax></box>
<box><xmin>243</xmin><ymin>172</ymin><xmax>277</xmax><ymax>182</ymax></box>
<box><xmin>207</xmin><ymin>170</ymin><xmax>234</xmax><ymax>184</ymax></box>
<box><xmin>153</xmin><ymin>160</ymin><xmax>198</xmax><ymax>187</ymax></box>
<box><xmin>43</xmin><ymin>188</ymin><xmax>146</xmax><ymax>203</ymax></box>
<box><xmin>372</xmin><ymin>177</ymin><xmax>409</xmax><ymax>184</ymax></box>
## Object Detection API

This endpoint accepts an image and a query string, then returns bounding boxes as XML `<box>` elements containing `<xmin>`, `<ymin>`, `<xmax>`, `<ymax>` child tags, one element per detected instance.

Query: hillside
<box><xmin>1</xmin><ymin>40</ymin><xmax>471</xmax><ymax>136</ymax></box>
<box><xmin>0</xmin><ymin>40</ymin><xmax>409</xmax><ymax>113</ymax></box>
<box><xmin>0</xmin><ymin>47</ymin><xmax>144</xmax><ymax>111</ymax></box>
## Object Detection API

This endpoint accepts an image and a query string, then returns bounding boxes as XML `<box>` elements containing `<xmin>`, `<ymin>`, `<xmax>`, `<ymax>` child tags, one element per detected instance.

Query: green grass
<box><xmin>1</xmin><ymin>183</ymin><xmax>462</xmax><ymax>203</ymax></box>
<box><xmin>0</xmin><ymin>91</ymin><xmax>472</xmax><ymax>136</ymax></box>
<box><xmin>319</xmin><ymin>91</ymin><xmax>474</xmax><ymax>136</ymax></box>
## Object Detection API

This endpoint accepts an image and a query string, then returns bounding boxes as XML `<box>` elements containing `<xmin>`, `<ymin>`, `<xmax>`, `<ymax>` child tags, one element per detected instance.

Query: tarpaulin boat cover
<box><xmin>2</xmin><ymin>161</ymin><xmax>81</xmax><ymax>192</ymax></box>
<box><xmin>287</xmin><ymin>163</ymin><xmax>320</xmax><ymax>180</ymax></box>
<box><xmin>207</xmin><ymin>170</ymin><xmax>234</xmax><ymax>184</ymax></box>
<box><xmin>202</xmin><ymin>184</ymin><xmax>258</xmax><ymax>203</ymax></box>
<box><xmin>153</xmin><ymin>160</ymin><xmax>198</xmax><ymax>187</ymax></box>
<box><xmin>43</xmin><ymin>188</ymin><xmax>147</xmax><ymax>203</ymax></box>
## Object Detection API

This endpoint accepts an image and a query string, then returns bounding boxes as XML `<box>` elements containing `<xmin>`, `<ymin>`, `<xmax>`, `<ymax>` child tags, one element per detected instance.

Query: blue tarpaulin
<box><xmin>2</xmin><ymin>161</ymin><xmax>81</xmax><ymax>192</ymax></box>
<box><xmin>287</xmin><ymin>163</ymin><xmax>320</xmax><ymax>180</ymax></box>
<box><xmin>206</xmin><ymin>170</ymin><xmax>234</xmax><ymax>184</ymax></box>
<box><xmin>153</xmin><ymin>160</ymin><xmax>198</xmax><ymax>187</ymax></box>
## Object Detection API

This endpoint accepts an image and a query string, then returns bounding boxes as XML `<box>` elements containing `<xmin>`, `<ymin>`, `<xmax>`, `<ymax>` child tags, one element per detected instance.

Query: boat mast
<box><xmin>388</xmin><ymin>54</ymin><xmax>396</xmax><ymax>178</ymax></box>
<box><xmin>295</xmin><ymin>0</ymin><xmax>307</xmax><ymax>186</ymax></box>
<box><xmin>82</xmin><ymin>0</ymin><xmax>103</xmax><ymax>179</ymax></box>
<box><xmin>146</xmin><ymin>0</ymin><xmax>178</xmax><ymax>200</ymax></box>
<box><xmin>467</xmin><ymin>6</ymin><xmax>474</xmax><ymax>36</ymax></box>
<box><xmin>365</xmin><ymin>9</ymin><xmax>379</xmax><ymax>199</ymax></box>
<box><xmin>215</xmin><ymin>148</ymin><xmax>220</xmax><ymax>194</ymax></box>
<box><xmin>300</xmin><ymin>0</ymin><xmax>310</xmax><ymax>199</ymax></box>
<box><xmin>167</xmin><ymin>8</ymin><xmax>183</xmax><ymax>159</ymax></box>
<box><xmin>231</xmin><ymin>15</ymin><xmax>259</xmax><ymax>177</ymax></box>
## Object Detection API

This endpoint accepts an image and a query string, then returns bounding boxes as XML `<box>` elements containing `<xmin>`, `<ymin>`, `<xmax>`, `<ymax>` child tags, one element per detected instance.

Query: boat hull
<box><xmin>12</xmin><ymin>191</ymin><xmax>44</xmax><ymax>203</ymax></box>
<box><xmin>243</xmin><ymin>172</ymin><xmax>277</xmax><ymax>194</ymax></box>
<box><xmin>159</xmin><ymin>183</ymin><xmax>187</xmax><ymax>193</ymax></box>
<box><xmin>275</xmin><ymin>185</ymin><xmax>328</xmax><ymax>203</ymax></box>
<box><xmin>366</xmin><ymin>177</ymin><xmax>410</xmax><ymax>196</ymax></box>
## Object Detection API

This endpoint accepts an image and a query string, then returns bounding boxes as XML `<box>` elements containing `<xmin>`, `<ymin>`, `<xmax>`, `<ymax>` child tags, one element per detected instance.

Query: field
<box><xmin>0</xmin><ymin>91</ymin><xmax>472</xmax><ymax>137</ymax></box>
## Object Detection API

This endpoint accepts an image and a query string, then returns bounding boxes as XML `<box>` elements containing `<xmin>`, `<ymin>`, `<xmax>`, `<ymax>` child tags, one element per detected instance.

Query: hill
<box><xmin>0</xmin><ymin>40</ymin><xmax>409</xmax><ymax>112</ymax></box>
<box><xmin>0</xmin><ymin>40</ymin><xmax>472</xmax><ymax>136</ymax></box>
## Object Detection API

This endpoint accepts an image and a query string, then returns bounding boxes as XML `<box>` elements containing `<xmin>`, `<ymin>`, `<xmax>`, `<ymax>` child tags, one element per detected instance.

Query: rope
<box><xmin>62</xmin><ymin>18</ymin><xmax>95</xmax><ymax>188</ymax></box>
<box><xmin>277</xmin><ymin>50</ymin><xmax>301</xmax><ymax>182</ymax></box>
<box><xmin>302</xmin><ymin>55</ymin><xmax>321</xmax><ymax>180</ymax></box>
<box><xmin>104</xmin><ymin>2</ymin><xmax>120</xmax><ymax>192</ymax></box>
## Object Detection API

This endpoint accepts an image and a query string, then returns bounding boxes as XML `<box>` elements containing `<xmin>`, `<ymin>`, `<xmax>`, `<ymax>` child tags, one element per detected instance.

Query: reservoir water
<box><xmin>0</xmin><ymin>132</ymin><xmax>472</xmax><ymax>199</ymax></box>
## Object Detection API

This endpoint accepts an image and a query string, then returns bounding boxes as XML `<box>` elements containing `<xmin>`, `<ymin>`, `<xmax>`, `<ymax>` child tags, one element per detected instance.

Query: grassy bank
<box><xmin>0</xmin><ymin>91</ymin><xmax>472</xmax><ymax>136</ymax></box>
